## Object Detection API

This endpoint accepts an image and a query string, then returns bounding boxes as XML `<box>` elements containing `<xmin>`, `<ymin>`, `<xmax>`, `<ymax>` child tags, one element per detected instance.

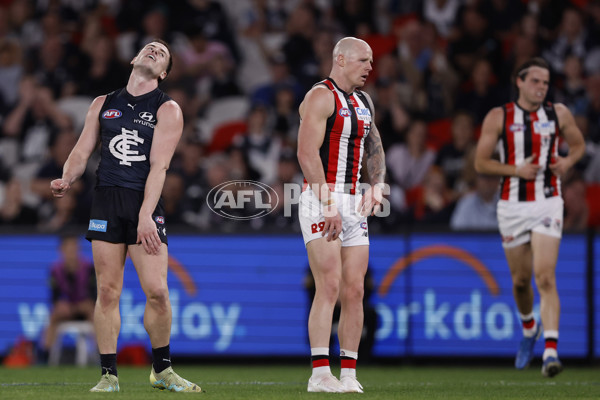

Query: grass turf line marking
<box><xmin>1</xmin><ymin>383</ymin><xmax>91</xmax><ymax>387</ymax></box>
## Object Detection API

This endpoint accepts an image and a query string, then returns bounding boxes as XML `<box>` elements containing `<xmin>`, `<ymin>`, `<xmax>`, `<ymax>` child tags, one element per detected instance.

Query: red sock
<box><xmin>545</xmin><ymin>337</ymin><xmax>557</xmax><ymax>351</ymax></box>
<box><xmin>522</xmin><ymin>318</ymin><xmax>535</xmax><ymax>330</ymax></box>
<box><xmin>340</xmin><ymin>349</ymin><xmax>357</xmax><ymax>378</ymax></box>
<box><xmin>311</xmin><ymin>355</ymin><xmax>329</xmax><ymax>369</ymax></box>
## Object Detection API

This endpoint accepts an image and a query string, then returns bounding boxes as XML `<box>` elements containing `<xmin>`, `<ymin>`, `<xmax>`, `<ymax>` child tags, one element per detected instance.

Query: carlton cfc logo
<box><xmin>102</xmin><ymin>109</ymin><xmax>122</xmax><ymax>119</ymax></box>
<box><xmin>339</xmin><ymin>107</ymin><xmax>351</xmax><ymax>117</ymax></box>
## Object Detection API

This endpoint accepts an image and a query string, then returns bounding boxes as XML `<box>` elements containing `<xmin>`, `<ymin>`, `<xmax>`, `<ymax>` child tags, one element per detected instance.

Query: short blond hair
<box><xmin>332</xmin><ymin>37</ymin><xmax>370</xmax><ymax>61</ymax></box>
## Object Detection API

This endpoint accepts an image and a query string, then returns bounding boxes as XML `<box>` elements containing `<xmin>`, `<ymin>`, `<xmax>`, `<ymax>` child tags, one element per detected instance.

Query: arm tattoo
<box><xmin>365</xmin><ymin>126</ymin><xmax>386</xmax><ymax>184</ymax></box>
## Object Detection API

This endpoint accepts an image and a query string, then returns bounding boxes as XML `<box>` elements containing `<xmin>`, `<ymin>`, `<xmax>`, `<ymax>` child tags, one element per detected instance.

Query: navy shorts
<box><xmin>85</xmin><ymin>186</ymin><xmax>168</xmax><ymax>245</ymax></box>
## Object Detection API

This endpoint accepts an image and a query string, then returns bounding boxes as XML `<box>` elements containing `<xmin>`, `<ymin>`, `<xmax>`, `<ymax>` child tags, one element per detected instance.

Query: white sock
<box><xmin>340</xmin><ymin>349</ymin><xmax>357</xmax><ymax>379</ymax></box>
<box><xmin>519</xmin><ymin>312</ymin><xmax>537</xmax><ymax>338</ymax></box>
<box><xmin>543</xmin><ymin>331</ymin><xmax>558</xmax><ymax>360</ymax></box>
<box><xmin>311</xmin><ymin>347</ymin><xmax>330</xmax><ymax>357</ymax></box>
<box><xmin>311</xmin><ymin>347</ymin><xmax>331</xmax><ymax>377</ymax></box>
<box><xmin>312</xmin><ymin>366</ymin><xmax>331</xmax><ymax>377</ymax></box>
<box><xmin>543</xmin><ymin>348</ymin><xmax>558</xmax><ymax>360</ymax></box>
<box><xmin>340</xmin><ymin>368</ymin><xmax>356</xmax><ymax>379</ymax></box>
<box><xmin>340</xmin><ymin>349</ymin><xmax>358</xmax><ymax>359</ymax></box>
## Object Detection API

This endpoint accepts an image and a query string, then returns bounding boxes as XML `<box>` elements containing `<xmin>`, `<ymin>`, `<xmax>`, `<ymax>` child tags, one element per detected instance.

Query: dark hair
<box><xmin>148</xmin><ymin>38</ymin><xmax>173</xmax><ymax>83</ymax></box>
<box><xmin>514</xmin><ymin>57</ymin><xmax>550</xmax><ymax>82</ymax></box>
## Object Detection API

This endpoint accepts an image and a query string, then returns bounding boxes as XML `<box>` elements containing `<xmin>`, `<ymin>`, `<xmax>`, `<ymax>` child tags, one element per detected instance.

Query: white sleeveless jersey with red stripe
<box><xmin>499</xmin><ymin>102</ymin><xmax>561</xmax><ymax>202</ymax></box>
<box><xmin>303</xmin><ymin>78</ymin><xmax>373</xmax><ymax>194</ymax></box>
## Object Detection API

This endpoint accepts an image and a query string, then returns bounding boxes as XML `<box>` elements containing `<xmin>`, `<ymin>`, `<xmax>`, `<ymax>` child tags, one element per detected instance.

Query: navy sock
<box><xmin>100</xmin><ymin>353</ymin><xmax>117</xmax><ymax>377</ymax></box>
<box><xmin>152</xmin><ymin>345</ymin><xmax>171</xmax><ymax>373</ymax></box>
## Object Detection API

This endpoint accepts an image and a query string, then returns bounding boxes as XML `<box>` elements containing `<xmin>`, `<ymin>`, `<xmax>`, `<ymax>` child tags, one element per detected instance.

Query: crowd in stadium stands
<box><xmin>0</xmin><ymin>0</ymin><xmax>599</xmax><ymax>234</ymax></box>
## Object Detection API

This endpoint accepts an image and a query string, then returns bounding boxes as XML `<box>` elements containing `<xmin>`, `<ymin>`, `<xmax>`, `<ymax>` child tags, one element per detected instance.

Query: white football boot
<box><xmin>340</xmin><ymin>376</ymin><xmax>364</xmax><ymax>393</ymax></box>
<box><xmin>307</xmin><ymin>373</ymin><xmax>345</xmax><ymax>393</ymax></box>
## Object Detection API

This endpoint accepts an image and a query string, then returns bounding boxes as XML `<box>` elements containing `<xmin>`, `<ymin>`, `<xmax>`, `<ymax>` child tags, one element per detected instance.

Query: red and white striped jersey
<box><xmin>498</xmin><ymin>102</ymin><xmax>561</xmax><ymax>202</ymax></box>
<box><xmin>303</xmin><ymin>78</ymin><xmax>373</xmax><ymax>194</ymax></box>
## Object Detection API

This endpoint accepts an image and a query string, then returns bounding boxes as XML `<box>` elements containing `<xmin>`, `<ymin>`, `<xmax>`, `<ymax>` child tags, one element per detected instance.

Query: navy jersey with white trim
<box><xmin>97</xmin><ymin>87</ymin><xmax>171</xmax><ymax>191</ymax></box>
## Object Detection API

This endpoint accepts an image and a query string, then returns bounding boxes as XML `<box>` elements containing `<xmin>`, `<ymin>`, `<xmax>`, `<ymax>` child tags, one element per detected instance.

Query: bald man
<box><xmin>297</xmin><ymin>37</ymin><xmax>386</xmax><ymax>393</ymax></box>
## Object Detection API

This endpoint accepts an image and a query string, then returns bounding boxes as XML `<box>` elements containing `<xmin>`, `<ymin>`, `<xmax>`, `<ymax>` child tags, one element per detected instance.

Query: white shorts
<box><xmin>497</xmin><ymin>196</ymin><xmax>563</xmax><ymax>248</ymax></box>
<box><xmin>299</xmin><ymin>189</ymin><xmax>369</xmax><ymax>247</ymax></box>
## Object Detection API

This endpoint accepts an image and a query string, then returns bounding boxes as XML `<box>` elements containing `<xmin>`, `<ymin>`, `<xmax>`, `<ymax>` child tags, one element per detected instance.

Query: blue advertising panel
<box><xmin>0</xmin><ymin>233</ymin><xmax>592</xmax><ymax>358</ymax></box>
<box><xmin>370</xmin><ymin>234</ymin><xmax>588</xmax><ymax>357</ymax></box>
<box><xmin>595</xmin><ymin>236</ymin><xmax>600</xmax><ymax>357</ymax></box>
<box><xmin>162</xmin><ymin>236</ymin><xmax>310</xmax><ymax>355</ymax></box>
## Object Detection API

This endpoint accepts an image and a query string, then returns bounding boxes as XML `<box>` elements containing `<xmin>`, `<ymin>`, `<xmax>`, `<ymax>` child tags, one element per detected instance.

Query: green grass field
<box><xmin>1</xmin><ymin>363</ymin><xmax>599</xmax><ymax>399</ymax></box>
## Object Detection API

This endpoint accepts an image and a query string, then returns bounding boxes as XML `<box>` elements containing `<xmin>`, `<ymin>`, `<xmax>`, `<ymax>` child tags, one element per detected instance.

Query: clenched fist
<box><xmin>50</xmin><ymin>179</ymin><xmax>71</xmax><ymax>197</ymax></box>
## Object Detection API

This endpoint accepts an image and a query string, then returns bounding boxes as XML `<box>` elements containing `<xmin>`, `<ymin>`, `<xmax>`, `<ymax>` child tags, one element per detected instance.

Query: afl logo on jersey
<box><xmin>102</xmin><ymin>109</ymin><xmax>122</xmax><ymax>119</ymax></box>
<box><xmin>139</xmin><ymin>112</ymin><xmax>156</xmax><ymax>122</ymax></box>
<box><xmin>154</xmin><ymin>216</ymin><xmax>165</xmax><ymax>224</ymax></box>
<box><xmin>339</xmin><ymin>107</ymin><xmax>351</xmax><ymax>118</ymax></box>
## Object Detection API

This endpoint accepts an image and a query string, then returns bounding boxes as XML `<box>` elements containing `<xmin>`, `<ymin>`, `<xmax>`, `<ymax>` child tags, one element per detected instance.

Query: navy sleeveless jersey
<box><xmin>97</xmin><ymin>87</ymin><xmax>171</xmax><ymax>191</ymax></box>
